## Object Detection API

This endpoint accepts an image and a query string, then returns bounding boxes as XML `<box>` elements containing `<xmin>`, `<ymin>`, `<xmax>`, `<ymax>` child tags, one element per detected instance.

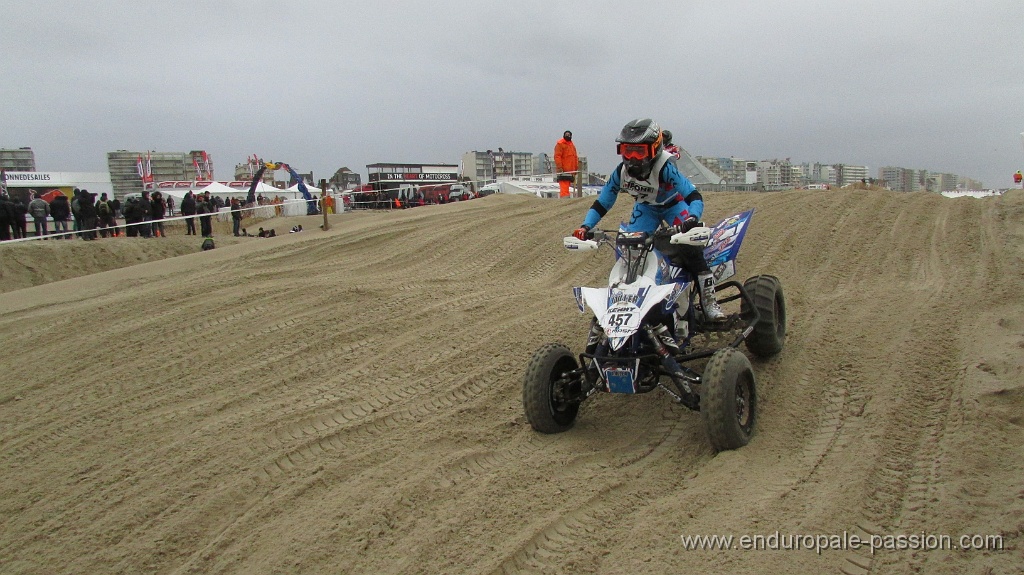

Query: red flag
<box><xmin>193</xmin><ymin>158</ymin><xmax>202</xmax><ymax>179</ymax></box>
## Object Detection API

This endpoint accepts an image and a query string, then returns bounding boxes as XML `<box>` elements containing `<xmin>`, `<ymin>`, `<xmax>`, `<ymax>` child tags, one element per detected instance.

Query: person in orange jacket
<box><xmin>1014</xmin><ymin>170</ymin><xmax>1022</xmax><ymax>186</ymax></box>
<box><xmin>554</xmin><ymin>130</ymin><xmax>579</xmax><ymax>197</ymax></box>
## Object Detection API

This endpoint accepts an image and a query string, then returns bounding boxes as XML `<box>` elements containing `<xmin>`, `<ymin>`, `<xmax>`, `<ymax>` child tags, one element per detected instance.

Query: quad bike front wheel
<box><xmin>741</xmin><ymin>275</ymin><xmax>786</xmax><ymax>358</ymax></box>
<box><xmin>523</xmin><ymin>343</ymin><xmax>582</xmax><ymax>433</ymax></box>
<box><xmin>700</xmin><ymin>347</ymin><xmax>757</xmax><ymax>451</ymax></box>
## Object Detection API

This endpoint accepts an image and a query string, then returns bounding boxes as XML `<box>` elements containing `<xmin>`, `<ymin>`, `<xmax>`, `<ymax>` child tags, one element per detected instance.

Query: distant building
<box><xmin>749</xmin><ymin>159</ymin><xmax>806</xmax><ymax>190</ymax></box>
<box><xmin>234</xmin><ymin>161</ymin><xmax>274</xmax><ymax>184</ymax></box>
<box><xmin>756</xmin><ymin>161</ymin><xmax>782</xmax><ymax>190</ymax></box>
<box><xmin>107</xmin><ymin>150</ymin><xmax>213</xmax><ymax>199</ymax></box>
<box><xmin>0</xmin><ymin>147</ymin><xmax>36</xmax><ymax>172</ymax></box>
<box><xmin>803</xmin><ymin>163</ymin><xmax>835</xmax><ymax>187</ymax></box>
<box><xmin>461</xmin><ymin>149</ymin><xmax>534</xmax><ymax>183</ymax></box>
<box><xmin>880</xmin><ymin>166</ymin><xmax>982</xmax><ymax>192</ymax></box>
<box><xmin>671</xmin><ymin>148</ymin><xmax>726</xmax><ymax>189</ymax></box>
<box><xmin>533</xmin><ymin>153</ymin><xmax>554</xmax><ymax>178</ymax></box>
<box><xmin>957</xmin><ymin>176</ymin><xmax>983</xmax><ymax>190</ymax></box>
<box><xmin>461</xmin><ymin>149</ymin><xmax>588</xmax><ymax>185</ymax></box>
<box><xmin>832</xmin><ymin>164</ymin><xmax>869</xmax><ymax>188</ymax></box>
<box><xmin>880</xmin><ymin>166</ymin><xmax>906</xmax><ymax>191</ymax></box>
<box><xmin>329</xmin><ymin>167</ymin><xmax>362</xmax><ymax>191</ymax></box>
<box><xmin>931</xmin><ymin>172</ymin><xmax>960</xmax><ymax>192</ymax></box>
<box><xmin>879</xmin><ymin>166</ymin><xmax>924</xmax><ymax>192</ymax></box>
<box><xmin>288</xmin><ymin>171</ymin><xmax>315</xmax><ymax>188</ymax></box>
<box><xmin>696</xmin><ymin>156</ymin><xmax>758</xmax><ymax>188</ymax></box>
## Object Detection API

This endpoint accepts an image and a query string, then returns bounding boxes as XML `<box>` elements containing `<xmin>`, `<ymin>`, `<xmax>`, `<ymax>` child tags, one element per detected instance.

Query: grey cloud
<box><xmin>2</xmin><ymin>0</ymin><xmax>1022</xmax><ymax>188</ymax></box>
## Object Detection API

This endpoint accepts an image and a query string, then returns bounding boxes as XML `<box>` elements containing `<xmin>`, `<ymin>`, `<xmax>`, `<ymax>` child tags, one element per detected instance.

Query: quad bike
<box><xmin>522</xmin><ymin>210</ymin><xmax>786</xmax><ymax>451</ymax></box>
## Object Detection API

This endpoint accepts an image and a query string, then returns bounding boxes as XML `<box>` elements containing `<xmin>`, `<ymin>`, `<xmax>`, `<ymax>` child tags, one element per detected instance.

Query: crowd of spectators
<box><xmin>0</xmin><ymin>188</ymin><xmax>256</xmax><ymax>242</ymax></box>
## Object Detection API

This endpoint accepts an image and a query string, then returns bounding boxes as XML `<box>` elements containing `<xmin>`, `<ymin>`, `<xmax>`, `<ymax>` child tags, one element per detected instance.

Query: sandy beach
<box><xmin>1</xmin><ymin>189</ymin><xmax>1022</xmax><ymax>574</ymax></box>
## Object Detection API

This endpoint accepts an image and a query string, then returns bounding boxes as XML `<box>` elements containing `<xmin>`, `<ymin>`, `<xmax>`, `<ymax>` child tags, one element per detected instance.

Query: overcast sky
<box><xmin>3</xmin><ymin>0</ymin><xmax>1022</xmax><ymax>188</ymax></box>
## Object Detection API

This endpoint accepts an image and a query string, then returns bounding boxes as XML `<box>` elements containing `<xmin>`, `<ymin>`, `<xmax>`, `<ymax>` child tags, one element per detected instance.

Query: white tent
<box><xmin>155</xmin><ymin>182</ymin><xmax>248</xmax><ymax>202</ymax></box>
<box><xmin>253</xmin><ymin>182</ymin><xmax>283</xmax><ymax>196</ymax></box>
<box><xmin>675</xmin><ymin>147</ymin><xmax>727</xmax><ymax>186</ymax></box>
<box><xmin>156</xmin><ymin>188</ymin><xmax>198</xmax><ymax>202</ymax></box>
<box><xmin>498</xmin><ymin>181</ymin><xmax>562</xmax><ymax>198</ymax></box>
<box><xmin>286</xmin><ymin>182</ymin><xmax>322</xmax><ymax>195</ymax></box>
<box><xmin>198</xmin><ymin>181</ymin><xmax>238</xmax><ymax>196</ymax></box>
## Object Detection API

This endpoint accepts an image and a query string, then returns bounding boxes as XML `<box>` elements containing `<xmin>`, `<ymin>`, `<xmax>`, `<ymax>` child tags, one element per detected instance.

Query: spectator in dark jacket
<box><xmin>196</xmin><ymin>193</ymin><xmax>213</xmax><ymax>237</ymax></box>
<box><xmin>71</xmin><ymin>188</ymin><xmax>82</xmax><ymax>238</ymax></box>
<box><xmin>122</xmin><ymin>197</ymin><xmax>140</xmax><ymax>237</ymax></box>
<box><xmin>95</xmin><ymin>193</ymin><xmax>116</xmax><ymax>238</ymax></box>
<box><xmin>230</xmin><ymin>197</ymin><xmax>243</xmax><ymax>236</ymax></box>
<box><xmin>11</xmin><ymin>195</ymin><xmax>28</xmax><ymax>238</ymax></box>
<box><xmin>78</xmin><ymin>189</ymin><xmax>98</xmax><ymax>240</ymax></box>
<box><xmin>137</xmin><ymin>191</ymin><xmax>153</xmax><ymax>238</ymax></box>
<box><xmin>180</xmin><ymin>191</ymin><xmax>197</xmax><ymax>235</ymax></box>
<box><xmin>50</xmin><ymin>193</ymin><xmax>71</xmax><ymax>239</ymax></box>
<box><xmin>150</xmin><ymin>191</ymin><xmax>167</xmax><ymax>237</ymax></box>
<box><xmin>0</xmin><ymin>192</ymin><xmax>13</xmax><ymax>241</ymax></box>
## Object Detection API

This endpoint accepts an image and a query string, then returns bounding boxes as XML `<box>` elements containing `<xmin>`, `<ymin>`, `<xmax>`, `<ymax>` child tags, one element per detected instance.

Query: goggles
<box><xmin>617</xmin><ymin>142</ymin><xmax>656</xmax><ymax>161</ymax></box>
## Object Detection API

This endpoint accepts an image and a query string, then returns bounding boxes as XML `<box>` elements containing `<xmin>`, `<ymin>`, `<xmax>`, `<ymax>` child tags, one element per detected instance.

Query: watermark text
<box><xmin>680</xmin><ymin>531</ymin><xmax>1004</xmax><ymax>555</ymax></box>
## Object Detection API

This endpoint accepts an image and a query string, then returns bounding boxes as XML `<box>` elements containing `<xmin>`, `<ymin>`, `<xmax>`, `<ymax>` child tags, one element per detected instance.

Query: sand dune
<box><xmin>1</xmin><ymin>190</ymin><xmax>1022</xmax><ymax>574</ymax></box>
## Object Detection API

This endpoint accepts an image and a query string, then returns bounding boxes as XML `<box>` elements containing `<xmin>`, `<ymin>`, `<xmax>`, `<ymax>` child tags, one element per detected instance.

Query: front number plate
<box><xmin>604</xmin><ymin>368</ymin><xmax>636</xmax><ymax>394</ymax></box>
<box><xmin>602</xmin><ymin>302</ymin><xmax>641</xmax><ymax>338</ymax></box>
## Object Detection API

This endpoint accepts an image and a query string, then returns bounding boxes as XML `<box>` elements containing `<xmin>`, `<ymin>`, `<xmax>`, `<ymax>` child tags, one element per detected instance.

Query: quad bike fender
<box><xmin>575</xmin><ymin>280</ymin><xmax>677</xmax><ymax>350</ymax></box>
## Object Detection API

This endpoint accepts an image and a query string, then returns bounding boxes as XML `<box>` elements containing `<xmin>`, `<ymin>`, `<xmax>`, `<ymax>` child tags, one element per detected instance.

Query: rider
<box><xmin>662</xmin><ymin>129</ymin><xmax>681</xmax><ymax>167</ymax></box>
<box><xmin>572</xmin><ymin>118</ymin><xmax>726</xmax><ymax>343</ymax></box>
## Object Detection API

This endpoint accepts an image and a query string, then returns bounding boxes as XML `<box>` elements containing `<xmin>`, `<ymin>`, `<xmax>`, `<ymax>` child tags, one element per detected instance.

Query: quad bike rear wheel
<box><xmin>523</xmin><ymin>343</ymin><xmax>582</xmax><ymax>433</ymax></box>
<box><xmin>741</xmin><ymin>275</ymin><xmax>786</xmax><ymax>358</ymax></box>
<box><xmin>700</xmin><ymin>347</ymin><xmax>757</xmax><ymax>451</ymax></box>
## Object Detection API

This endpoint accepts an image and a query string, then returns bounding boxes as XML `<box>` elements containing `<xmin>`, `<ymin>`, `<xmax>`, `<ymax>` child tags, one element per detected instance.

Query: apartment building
<box><xmin>0</xmin><ymin>147</ymin><xmax>36</xmax><ymax>172</ymax></box>
<box><xmin>832</xmin><ymin>164</ymin><xmax>869</xmax><ymax>188</ymax></box>
<box><xmin>107</xmin><ymin>150</ymin><xmax>213</xmax><ymax>199</ymax></box>
<box><xmin>696</xmin><ymin>157</ymin><xmax>758</xmax><ymax>186</ymax></box>
<box><xmin>461</xmin><ymin>149</ymin><xmax>588</xmax><ymax>185</ymax></box>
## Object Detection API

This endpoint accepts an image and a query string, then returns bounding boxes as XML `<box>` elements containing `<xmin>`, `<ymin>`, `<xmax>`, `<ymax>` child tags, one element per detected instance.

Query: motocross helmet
<box><xmin>616</xmin><ymin>118</ymin><xmax>663</xmax><ymax>180</ymax></box>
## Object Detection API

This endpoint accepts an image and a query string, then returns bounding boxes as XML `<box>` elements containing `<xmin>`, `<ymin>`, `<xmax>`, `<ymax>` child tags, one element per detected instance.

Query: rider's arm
<box><xmin>661</xmin><ymin>163</ymin><xmax>703</xmax><ymax>220</ymax></box>
<box><xmin>581</xmin><ymin>166</ymin><xmax>622</xmax><ymax>229</ymax></box>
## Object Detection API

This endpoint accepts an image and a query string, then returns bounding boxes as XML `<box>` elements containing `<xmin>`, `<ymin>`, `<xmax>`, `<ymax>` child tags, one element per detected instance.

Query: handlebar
<box><xmin>565</xmin><ymin>225</ymin><xmax>712</xmax><ymax>252</ymax></box>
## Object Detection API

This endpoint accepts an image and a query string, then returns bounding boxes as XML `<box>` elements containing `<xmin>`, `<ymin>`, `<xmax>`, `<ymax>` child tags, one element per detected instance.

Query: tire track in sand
<box><xmin>492</xmin><ymin>400</ymin><xmax>693</xmax><ymax>574</ymax></box>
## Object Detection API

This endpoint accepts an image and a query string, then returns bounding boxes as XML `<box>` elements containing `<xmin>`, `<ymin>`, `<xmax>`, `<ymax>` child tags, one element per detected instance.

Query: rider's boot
<box><xmin>653</xmin><ymin>324</ymin><xmax>681</xmax><ymax>354</ymax></box>
<box><xmin>698</xmin><ymin>272</ymin><xmax>726</xmax><ymax>321</ymax></box>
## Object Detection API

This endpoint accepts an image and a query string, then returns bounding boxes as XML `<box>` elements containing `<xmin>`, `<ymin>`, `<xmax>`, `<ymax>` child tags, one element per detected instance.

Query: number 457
<box><xmin>608</xmin><ymin>313</ymin><xmax>631</xmax><ymax>327</ymax></box>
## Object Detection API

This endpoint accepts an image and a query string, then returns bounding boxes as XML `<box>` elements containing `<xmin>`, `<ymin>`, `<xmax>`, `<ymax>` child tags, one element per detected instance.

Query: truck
<box><xmin>416</xmin><ymin>182</ymin><xmax>473</xmax><ymax>203</ymax></box>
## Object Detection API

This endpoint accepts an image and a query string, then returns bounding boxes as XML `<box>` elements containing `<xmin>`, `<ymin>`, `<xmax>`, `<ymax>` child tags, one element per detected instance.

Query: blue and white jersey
<box><xmin>582</xmin><ymin>151</ymin><xmax>704</xmax><ymax>231</ymax></box>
